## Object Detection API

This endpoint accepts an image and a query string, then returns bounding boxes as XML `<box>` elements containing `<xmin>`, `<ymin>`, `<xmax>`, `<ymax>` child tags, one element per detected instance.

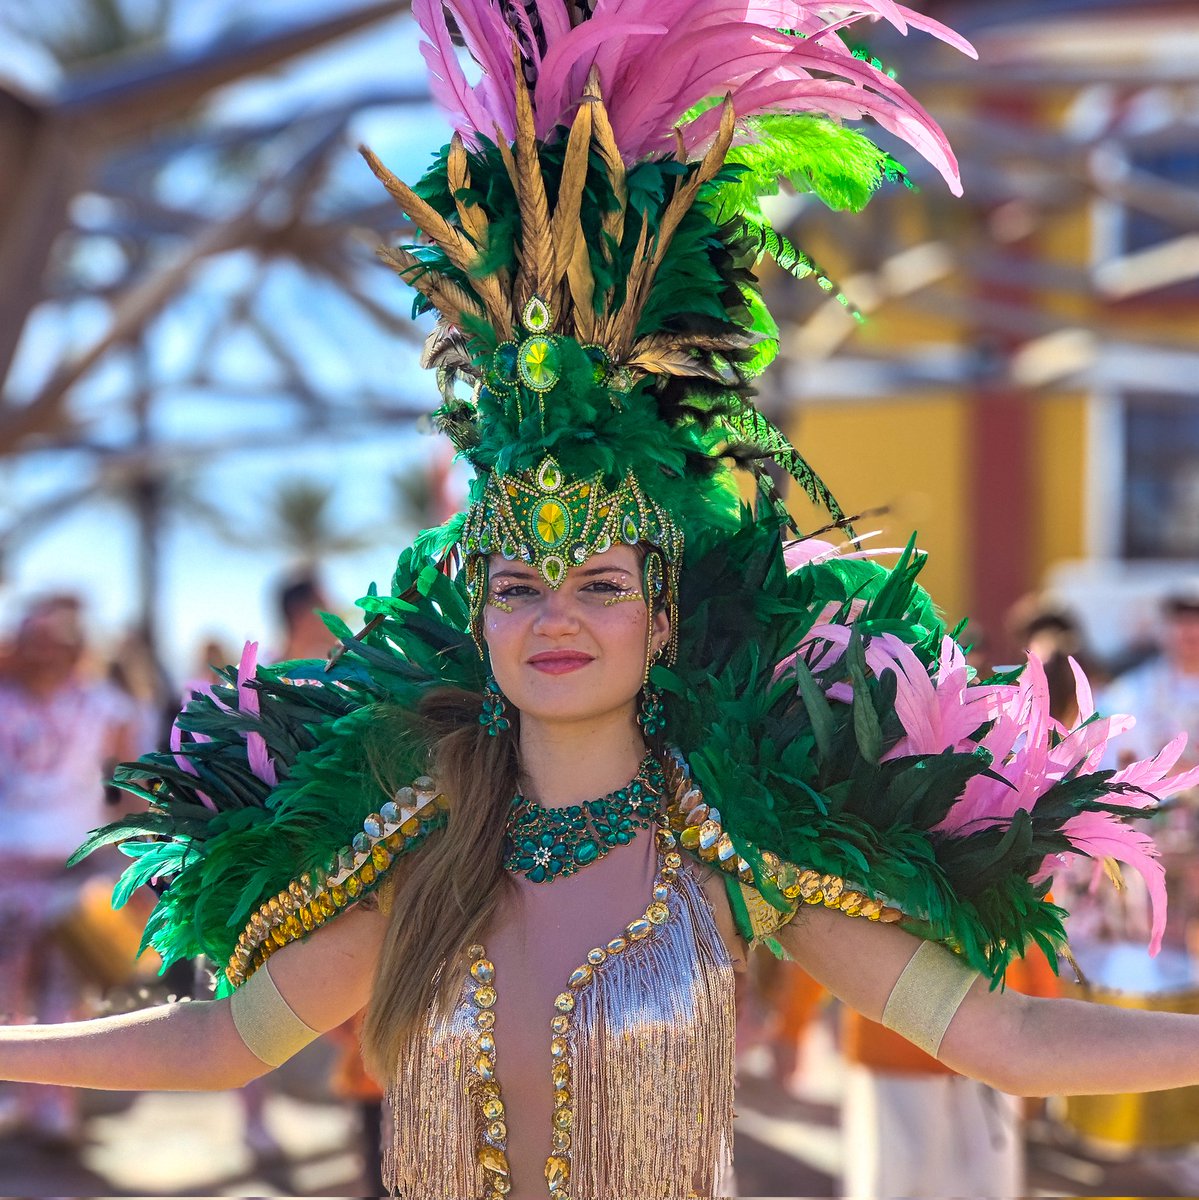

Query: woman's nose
<box><xmin>532</xmin><ymin>588</ymin><xmax>582</xmax><ymax>634</ymax></box>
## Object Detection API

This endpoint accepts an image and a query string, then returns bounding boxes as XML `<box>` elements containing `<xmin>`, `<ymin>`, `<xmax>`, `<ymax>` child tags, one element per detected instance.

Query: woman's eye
<box><xmin>493</xmin><ymin>584</ymin><xmax>536</xmax><ymax>600</ymax></box>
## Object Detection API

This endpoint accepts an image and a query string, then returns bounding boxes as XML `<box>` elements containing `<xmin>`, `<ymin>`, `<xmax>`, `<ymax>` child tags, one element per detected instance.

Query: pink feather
<box><xmin>169</xmin><ymin>710</ymin><xmax>216</xmax><ymax>811</ymax></box>
<box><xmin>1044</xmin><ymin>811</ymin><xmax>1168</xmax><ymax>955</ymax></box>
<box><xmin>236</xmin><ymin>640</ymin><xmax>278</xmax><ymax>789</ymax></box>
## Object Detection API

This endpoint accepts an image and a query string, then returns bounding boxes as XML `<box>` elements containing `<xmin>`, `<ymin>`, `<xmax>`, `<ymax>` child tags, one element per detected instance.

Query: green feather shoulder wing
<box><xmin>72</xmin><ymin>548</ymin><xmax>484</xmax><ymax>996</ymax></box>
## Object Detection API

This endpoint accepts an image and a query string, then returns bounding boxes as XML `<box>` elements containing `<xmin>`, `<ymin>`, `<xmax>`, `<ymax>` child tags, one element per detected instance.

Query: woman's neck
<box><xmin>516</xmin><ymin>714</ymin><xmax>648</xmax><ymax>808</ymax></box>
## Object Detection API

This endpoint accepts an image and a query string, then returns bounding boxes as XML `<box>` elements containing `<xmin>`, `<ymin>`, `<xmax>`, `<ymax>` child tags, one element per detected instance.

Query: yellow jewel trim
<box><xmin>544</xmin><ymin>824</ymin><xmax>680</xmax><ymax>1197</ymax></box>
<box><xmin>660</xmin><ymin>749</ymin><xmax>903</xmax><ymax>939</ymax></box>
<box><xmin>224</xmin><ymin>777</ymin><xmax>449</xmax><ymax>989</ymax></box>
<box><xmin>468</xmin><ymin>944</ymin><xmax>511</xmax><ymax>1200</ymax></box>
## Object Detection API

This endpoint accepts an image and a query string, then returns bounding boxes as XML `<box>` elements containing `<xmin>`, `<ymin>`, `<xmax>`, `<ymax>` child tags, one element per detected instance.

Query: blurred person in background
<box><xmin>0</xmin><ymin>593</ymin><xmax>137</xmax><ymax>1145</ymax></box>
<box><xmin>1008</xmin><ymin>597</ymin><xmax>1102</xmax><ymax>727</ymax></box>
<box><xmin>1102</xmin><ymin>587</ymin><xmax>1199</xmax><ymax>773</ymax></box>
<box><xmin>1097</xmin><ymin>587</ymin><xmax>1199</xmax><ymax>953</ymax></box>
<box><xmin>274</xmin><ymin>572</ymin><xmax>336</xmax><ymax>662</ymax></box>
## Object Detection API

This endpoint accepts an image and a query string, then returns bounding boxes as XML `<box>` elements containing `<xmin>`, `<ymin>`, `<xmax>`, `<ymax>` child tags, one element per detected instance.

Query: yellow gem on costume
<box><xmin>483</xmin><ymin>1097</ymin><xmax>505</xmax><ymax>1120</ymax></box>
<box><xmin>536</xmin><ymin>499</ymin><xmax>568</xmax><ymax>546</ymax></box>
<box><xmin>471</xmin><ymin>959</ymin><xmax>496</xmax><ymax>983</ymax></box>
<box><xmin>478</xmin><ymin>1145</ymin><xmax>510</xmax><ymax>1176</ymax></box>
<box><xmin>567</xmin><ymin>965</ymin><xmax>592</xmax><ymax>988</ymax></box>
<box><xmin>468</xmin><ymin>944</ymin><xmax>485</xmax><ymax>959</ymax></box>
<box><xmin>358</xmin><ymin>862</ymin><xmax>377</xmax><ymax>886</ymax></box>
<box><xmin>475</xmin><ymin>986</ymin><xmax>497</xmax><ymax>1009</ymax></box>
<box><xmin>680</xmin><ymin>826</ymin><xmax>700</xmax><ymax>850</ymax></box>
<box><xmin>586</xmin><ymin>947</ymin><xmax>606</xmax><ymax>966</ymax></box>
<box><xmin>552</xmin><ymin>1062</ymin><xmax>569</xmax><ymax>1087</ymax></box>
<box><xmin>626</xmin><ymin>918</ymin><xmax>651</xmax><ymax>940</ymax></box>
<box><xmin>488</xmin><ymin>1120</ymin><xmax>508</xmax><ymax>1142</ymax></box>
<box><xmin>551</xmin><ymin>1014</ymin><xmax>570</xmax><ymax>1035</ymax></box>
<box><xmin>345</xmin><ymin>875</ymin><xmax>362</xmax><ymax>898</ymax></box>
<box><xmin>550</xmin><ymin>1037</ymin><xmax>568</xmax><ymax>1059</ymax></box>
<box><xmin>478</xmin><ymin>1032</ymin><xmax>495</xmax><ymax>1055</ymax></box>
<box><xmin>553</xmin><ymin>1087</ymin><xmax>572</xmax><ymax>1109</ymax></box>
<box><xmin>647</xmin><ymin>901</ymin><xmax>669</xmax><ymax>925</ymax></box>
<box><xmin>475</xmin><ymin>1053</ymin><xmax>495</xmax><ymax>1081</ymax></box>
<box><xmin>552</xmin><ymin>1130</ymin><xmax>571</xmax><ymax>1152</ymax></box>
<box><xmin>283</xmin><ymin>915</ymin><xmax>303</xmax><ymax>939</ymax></box>
<box><xmin>372</xmin><ymin>844</ymin><xmax>392</xmax><ymax>871</ymax></box>
<box><xmin>554</xmin><ymin>992</ymin><xmax>575</xmax><ymax>1014</ymax></box>
<box><xmin>606</xmin><ymin>937</ymin><xmax>627</xmax><ymax>954</ymax></box>
<box><xmin>664</xmin><ymin>852</ymin><xmax>682</xmax><ymax>869</ymax></box>
<box><xmin>477</xmin><ymin>1010</ymin><xmax>496</xmax><ymax>1031</ymax></box>
<box><xmin>545</xmin><ymin>1155</ymin><xmax>570</xmax><ymax>1189</ymax></box>
<box><xmin>552</xmin><ymin>1107</ymin><xmax>573</xmax><ymax>1130</ymax></box>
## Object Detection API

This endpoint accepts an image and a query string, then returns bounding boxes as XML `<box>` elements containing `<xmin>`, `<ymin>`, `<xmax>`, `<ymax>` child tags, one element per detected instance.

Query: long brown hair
<box><xmin>361</xmin><ymin>686</ymin><xmax>518</xmax><ymax>1078</ymax></box>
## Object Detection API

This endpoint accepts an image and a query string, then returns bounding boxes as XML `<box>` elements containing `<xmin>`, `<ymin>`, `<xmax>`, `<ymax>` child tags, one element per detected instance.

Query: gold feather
<box><xmin>362</xmin><ymin>144</ymin><xmax>512</xmax><ymax>337</ymax></box>
<box><xmin>600</xmin><ymin>211</ymin><xmax>649</xmax><ymax>352</ymax></box>
<box><xmin>611</xmin><ymin>99</ymin><xmax>736</xmax><ymax>355</ymax></box>
<box><xmin>625</xmin><ymin>348</ymin><xmax>740</xmax><ymax>383</ymax></box>
<box><xmin>584</xmin><ymin>68</ymin><xmax>627</xmax><ymax>268</ymax></box>
<box><xmin>566</xmin><ymin>232</ymin><xmax>596</xmax><ymax>342</ymax></box>
<box><xmin>550</xmin><ymin>99</ymin><xmax>593</xmax><ymax>287</ymax></box>
<box><xmin>447</xmin><ymin>133</ymin><xmax>489</xmax><ymax>247</ymax></box>
<box><xmin>631</xmin><ymin>331</ymin><xmax>760</xmax><ymax>357</ymax></box>
<box><xmin>512</xmin><ymin>44</ymin><xmax>554</xmax><ymax>309</ymax></box>
<box><xmin>376</xmin><ymin>245</ymin><xmax>486</xmax><ymax>329</ymax></box>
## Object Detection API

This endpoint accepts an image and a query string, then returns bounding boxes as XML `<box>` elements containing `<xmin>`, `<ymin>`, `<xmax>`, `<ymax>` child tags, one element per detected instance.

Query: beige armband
<box><xmin>230</xmin><ymin>962</ymin><xmax>320</xmax><ymax>1068</ymax></box>
<box><xmin>880</xmin><ymin>939</ymin><xmax>978</xmax><ymax>1058</ymax></box>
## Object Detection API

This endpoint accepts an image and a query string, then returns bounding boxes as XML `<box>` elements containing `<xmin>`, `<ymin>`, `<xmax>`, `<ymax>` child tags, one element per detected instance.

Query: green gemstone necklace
<box><xmin>503</xmin><ymin>754</ymin><xmax>664</xmax><ymax>883</ymax></box>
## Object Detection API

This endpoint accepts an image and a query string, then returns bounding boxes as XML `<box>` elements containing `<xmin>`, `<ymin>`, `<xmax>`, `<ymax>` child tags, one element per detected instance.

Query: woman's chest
<box><xmin>388</xmin><ymin>832</ymin><xmax>740</xmax><ymax>1200</ymax></box>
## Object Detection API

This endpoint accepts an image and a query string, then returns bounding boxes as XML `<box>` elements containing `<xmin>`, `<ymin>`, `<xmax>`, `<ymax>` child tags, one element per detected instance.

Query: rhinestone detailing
<box><xmin>225</xmin><ymin>776</ymin><xmax>449</xmax><ymax>987</ymax></box>
<box><xmin>384</xmin><ymin>831</ymin><xmax>737</xmax><ymax>1197</ymax></box>
<box><xmin>660</xmin><ymin>748</ymin><xmax>904</xmax><ymax>936</ymax></box>
<box><xmin>503</xmin><ymin>754</ymin><xmax>664</xmax><ymax>882</ymax></box>
<box><xmin>468</xmin><ymin>945</ymin><xmax>512</xmax><ymax>1199</ymax></box>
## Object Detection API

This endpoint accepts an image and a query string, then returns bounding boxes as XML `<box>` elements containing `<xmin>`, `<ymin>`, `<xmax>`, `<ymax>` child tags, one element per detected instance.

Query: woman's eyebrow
<box><xmin>576</xmin><ymin>566</ymin><xmax>631</xmax><ymax>578</ymax></box>
<box><xmin>490</xmin><ymin>569</ymin><xmax>538</xmax><ymax>581</ymax></box>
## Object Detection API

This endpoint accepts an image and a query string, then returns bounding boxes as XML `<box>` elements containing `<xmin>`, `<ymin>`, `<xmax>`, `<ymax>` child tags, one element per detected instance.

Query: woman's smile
<box><xmin>527</xmin><ymin>650</ymin><xmax>595</xmax><ymax>675</ymax></box>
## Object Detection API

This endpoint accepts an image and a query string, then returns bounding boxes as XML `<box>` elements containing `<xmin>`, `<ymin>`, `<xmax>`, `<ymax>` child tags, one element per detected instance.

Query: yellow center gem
<box><xmin>536</xmin><ymin>500</ymin><xmax>567</xmax><ymax>546</ymax></box>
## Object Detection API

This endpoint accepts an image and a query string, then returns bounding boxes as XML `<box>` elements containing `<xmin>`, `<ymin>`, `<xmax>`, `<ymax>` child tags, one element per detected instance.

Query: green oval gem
<box><xmin>518</xmin><ymin>335</ymin><xmax>560</xmax><ymax>392</ymax></box>
<box><xmin>575</xmin><ymin>840</ymin><xmax>600</xmax><ymax>865</ymax></box>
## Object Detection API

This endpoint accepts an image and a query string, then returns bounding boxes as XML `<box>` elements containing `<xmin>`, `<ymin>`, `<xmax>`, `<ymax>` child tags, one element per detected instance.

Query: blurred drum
<box><xmin>50</xmin><ymin>877</ymin><xmax>161</xmax><ymax>991</ymax></box>
<box><xmin>1056</xmin><ymin>940</ymin><xmax>1199</xmax><ymax>1150</ymax></box>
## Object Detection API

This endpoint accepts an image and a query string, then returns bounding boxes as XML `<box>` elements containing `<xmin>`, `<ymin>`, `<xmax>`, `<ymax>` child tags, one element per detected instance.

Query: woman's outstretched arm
<box><xmin>779</xmin><ymin>903</ymin><xmax>1199</xmax><ymax>1098</ymax></box>
<box><xmin>0</xmin><ymin>900</ymin><xmax>387</xmax><ymax>1093</ymax></box>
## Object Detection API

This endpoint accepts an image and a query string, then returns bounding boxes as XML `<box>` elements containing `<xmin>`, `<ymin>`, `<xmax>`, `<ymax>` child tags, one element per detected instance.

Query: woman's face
<box><xmin>483</xmin><ymin>545</ymin><xmax>670</xmax><ymax>729</ymax></box>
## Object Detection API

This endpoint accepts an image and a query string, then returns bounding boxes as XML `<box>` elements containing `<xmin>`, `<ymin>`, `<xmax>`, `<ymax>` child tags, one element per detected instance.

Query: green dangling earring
<box><xmin>480</xmin><ymin>674</ymin><xmax>510</xmax><ymax>737</ymax></box>
<box><xmin>638</xmin><ymin>685</ymin><xmax>665</xmax><ymax>736</ymax></box>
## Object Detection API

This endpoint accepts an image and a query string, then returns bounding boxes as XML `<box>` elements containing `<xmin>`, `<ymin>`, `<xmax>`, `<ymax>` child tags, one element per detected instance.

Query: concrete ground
<box><xmin>3</xmin><ymin>1022</ymin><xmax>1199</xmax><ymax>1197</ymax></box>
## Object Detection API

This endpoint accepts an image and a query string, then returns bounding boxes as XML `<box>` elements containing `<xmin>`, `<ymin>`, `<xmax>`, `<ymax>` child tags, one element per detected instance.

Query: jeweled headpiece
<box><xmin>363</xmin><ymin>1</ymin><xmax>975</xmax><ymax>653</ymax></box>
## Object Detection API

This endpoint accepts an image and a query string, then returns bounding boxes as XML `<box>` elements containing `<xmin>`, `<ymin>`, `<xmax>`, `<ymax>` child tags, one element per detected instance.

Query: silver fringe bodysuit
<box><xmin>384</xmin><ymin>833</ymin><xmax>736</xmax><ymax>1199</ymax></box>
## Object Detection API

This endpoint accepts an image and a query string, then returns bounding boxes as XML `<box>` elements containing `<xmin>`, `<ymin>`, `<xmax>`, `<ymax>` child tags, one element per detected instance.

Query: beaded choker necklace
<box><xmin>503</xmin><ymin>754</ymin><xmax>664</xmax><ymax>883</ymax></box>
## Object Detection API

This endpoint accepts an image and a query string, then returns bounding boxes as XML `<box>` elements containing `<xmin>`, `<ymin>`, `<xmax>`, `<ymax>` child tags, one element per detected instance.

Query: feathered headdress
<box><xmin>361</xmin><ymin>0</ymin><xmax>978</xmax><ymax>639</ymax></box>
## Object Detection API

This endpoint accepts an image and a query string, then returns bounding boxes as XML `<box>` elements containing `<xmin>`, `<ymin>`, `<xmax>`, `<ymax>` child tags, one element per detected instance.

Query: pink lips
<box><xmin>528</xmin><ymin>650</ymin><xmax>594</xmax><ymax>675</ymax></box>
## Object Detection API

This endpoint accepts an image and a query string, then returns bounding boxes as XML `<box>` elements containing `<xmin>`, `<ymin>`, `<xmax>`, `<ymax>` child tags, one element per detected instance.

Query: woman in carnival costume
<box><xmin>6</xmin><ymin>4</ymin><xmax>1199</xmax><ymax>1197</ymax></box>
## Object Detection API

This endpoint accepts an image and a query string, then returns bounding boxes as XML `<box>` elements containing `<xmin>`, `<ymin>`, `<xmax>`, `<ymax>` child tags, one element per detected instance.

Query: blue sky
<box><xmin>0</xmin><ymin>3</ymin><xmax>467</xmax><ymax>676</ymax></box>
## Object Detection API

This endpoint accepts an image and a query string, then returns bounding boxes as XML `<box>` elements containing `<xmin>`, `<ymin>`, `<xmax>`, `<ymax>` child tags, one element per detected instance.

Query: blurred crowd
<box><xmin>3</xmin><ymin>573</ymin><xmax>1199</xmax><ymax>1194</ymax></box>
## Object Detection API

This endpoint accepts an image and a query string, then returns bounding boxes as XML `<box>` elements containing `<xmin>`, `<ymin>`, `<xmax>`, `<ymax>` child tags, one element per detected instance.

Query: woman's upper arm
<box><xmin>260</xmin><ymin>898</ymin><xmax>389</xmax><ymax>1031</ymax></box>
<box><xmin>775</xmin><ymin>903</ymin><xmax>976</xmax><ymax>1021</ymax></box>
